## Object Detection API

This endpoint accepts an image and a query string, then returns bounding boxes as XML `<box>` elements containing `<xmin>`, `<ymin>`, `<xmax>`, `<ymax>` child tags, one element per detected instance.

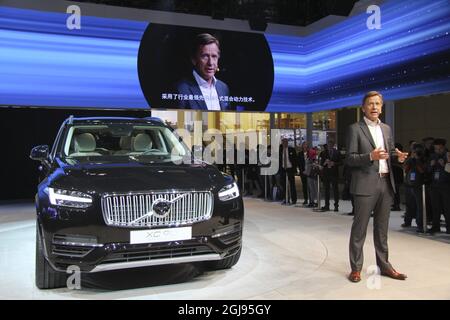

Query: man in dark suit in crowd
<box><xmin>428</xmin><ymin>138</ymin><xmax>450</xmax><ymax>234</ymax></box>
<box><xmin>298</xmin><ymin>141</ymin><xmax>309</xmax><ymax>205</ymax></box>
<box><xmin>319</xmin><ymin>139</ymin><xmax>341</xmax><ymax>212</ymax></box>
<box><xmin>346</xmin><ymin>91</ymin><xmax>408</xmax><ymax>283</ymax></box>
<box><xmin>279</xmin><ymin>138</ymin><xmax>299</xmax><ymax>205</ymax></box>
<box><xmin>176</xmin><ymin>33</ymin><xmax>230</xmax><ymax>111</ymax></box>
<box><xmin>422</xmin><ymin>137</ymin><xmax>435</xmax><ymax>223</ymax></box>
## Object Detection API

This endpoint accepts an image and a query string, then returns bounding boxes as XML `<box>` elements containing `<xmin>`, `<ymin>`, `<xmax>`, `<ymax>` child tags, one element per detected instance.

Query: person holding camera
<box><xmin>428</xmin><ymin>138</ymin><xmax>450</xmax><ymax>234</ymax></box>
<box><xmin>403</xmin><ymin>143</ymin><xmax>426</xmax><ymax>232</ymax></box>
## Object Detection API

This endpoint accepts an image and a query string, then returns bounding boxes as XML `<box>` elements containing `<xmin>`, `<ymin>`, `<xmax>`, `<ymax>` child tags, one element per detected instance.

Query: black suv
<box><xmin>30</xmin><ymin>116</ymin><xmax>243</xmax><ymax>289</ymax></box>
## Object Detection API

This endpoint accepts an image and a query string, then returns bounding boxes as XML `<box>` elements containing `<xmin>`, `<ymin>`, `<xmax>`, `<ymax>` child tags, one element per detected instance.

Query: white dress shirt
<box><xmin>364</xmin><ymin>116</ymin><xmax>389</xmax><ymax>174</ymax></box>
<box><xmin>282</xmin><ymin>147</ymin><xmax>293</xmax><ymax>169</ymax></box>
<box><xmin>193</xmin><ymin>70</ymin><xmax>221</xmax><ymax>111</ymax></box>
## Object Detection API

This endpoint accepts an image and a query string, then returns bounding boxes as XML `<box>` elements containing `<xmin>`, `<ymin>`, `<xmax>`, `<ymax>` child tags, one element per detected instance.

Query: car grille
<box><xmin>100</xmin><ymin>244</ymin><xmax>215</xmax><ymax>264</ymax></box>
<box><xmin>101</xmin><ymin>191</ymin><xmax>213</xmax><ymax>228</ymax></box>
<box><xmin>51</xmin><ymin>234</ymin><xmax>100</xmax><ymax>258</ymax></box>
<box><xmin>52</xmin><ymin>244</ymin><xmax>93</xmax><ymax>258</ymax></box>
<box><xmin>212</xmin><ymin>222</ymin><xmax>242</xmax><ymax>245</ymax></box>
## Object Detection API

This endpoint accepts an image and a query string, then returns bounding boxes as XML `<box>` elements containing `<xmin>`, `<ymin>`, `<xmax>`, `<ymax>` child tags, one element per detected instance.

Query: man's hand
<box><xmin>371</xmin><ymin>147</ymin><xmax>389</xmax><ymax>161</ymax></box>
<box><xmin>395</xmin><ymin>148</ymin><xmax>408</xmax><ymax>163</ymax></box>
<box><xmin>430</xmin><ymin>160</ymin><xmax>436</xmax><ymax>166</ymax></box>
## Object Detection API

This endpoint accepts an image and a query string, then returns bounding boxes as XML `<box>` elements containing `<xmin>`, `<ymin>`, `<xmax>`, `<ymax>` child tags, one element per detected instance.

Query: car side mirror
<box><xmin>30</xmin><ymin>145</ymin><xmax>49</xmax><ymax>161</ymax></box>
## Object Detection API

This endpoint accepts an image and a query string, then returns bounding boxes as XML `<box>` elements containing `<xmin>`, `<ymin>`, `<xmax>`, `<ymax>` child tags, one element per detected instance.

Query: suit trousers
<box><xmin>300</xmin><ymin>174</ymin><xmax>308</xmax><ymax>202</ymax></box>
<box><xmin>430</xmin><ymin>185</ymin><xmax>450</xmax><ymax>231</ymax></box>
<box><xmin>322</xmin><ymin>174</ymin><xmax>339</xmax><ymax>208</ymax></box>
<box><xmin>406</xmin><ymin>186</ymin><xmax>424</xmax><ymax>229</ymax></box>
<box><xmin>349</xmin><ymin>176</ymin><xmax>394</xmax><ymax>272</ymax></box>
<box><xmin>404</xmin><ymin>186</ymin><xmax>418</xmax><ymax>226</ymax></box>
<box><xmin>393</xmin><ymin>184</ymin><xmax>402</xmax><ymax>209</ymax></box>
<box><xmin>280</xmin><ymin>168</ymin><xmax>297</xmax><ymax>203</ymax></box>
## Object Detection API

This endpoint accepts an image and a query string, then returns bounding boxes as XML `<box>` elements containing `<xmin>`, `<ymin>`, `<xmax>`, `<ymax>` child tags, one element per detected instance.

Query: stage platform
<box><xmin>0</xmin><ymin>198</ymin><xmax>449</xmax><ymax>299</ymax></box>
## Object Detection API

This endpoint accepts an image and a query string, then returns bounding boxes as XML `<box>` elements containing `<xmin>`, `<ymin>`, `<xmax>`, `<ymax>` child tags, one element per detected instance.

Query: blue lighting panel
<box><xmin>0</xmin><ymin>6</ymin><xmax>149</xmax><ymax>109</ymax></box>
<box><xmin>266</xmin><ymin>0</ymin><xmax>450</xmax><ymax>112</ymax></box>
<box><xmin>0</xmin><ymin>0</ymin><xmax>449</xmax><ymax>112</ymax></box>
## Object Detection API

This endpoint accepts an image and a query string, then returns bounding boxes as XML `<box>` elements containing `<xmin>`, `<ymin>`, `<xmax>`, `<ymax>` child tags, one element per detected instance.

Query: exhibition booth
<box><xmin>0</xmin><ymin>0</ymin><xmax>449</xmax><ymax>300</ymax></box>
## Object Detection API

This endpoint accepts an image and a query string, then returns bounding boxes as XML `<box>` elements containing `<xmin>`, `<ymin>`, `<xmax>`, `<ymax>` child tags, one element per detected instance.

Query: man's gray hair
<box><xmin>362</xmin><ymin>91</ymin><xmax>383</xmax><ymax>105</ymax></box>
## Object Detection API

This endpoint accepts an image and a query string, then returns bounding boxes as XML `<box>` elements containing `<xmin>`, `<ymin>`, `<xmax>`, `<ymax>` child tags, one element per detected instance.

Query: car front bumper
<box><xmin>37</xmin><ymin>197</ymin><xmax>243</xmax><ymax>273</ymax></box>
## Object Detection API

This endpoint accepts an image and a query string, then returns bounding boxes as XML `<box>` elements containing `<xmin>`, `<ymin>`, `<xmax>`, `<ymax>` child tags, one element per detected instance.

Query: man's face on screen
<box><xmin>192</xmin><ymin>43</ymin><xmax>220</xmax><ymax>82</ymax></box>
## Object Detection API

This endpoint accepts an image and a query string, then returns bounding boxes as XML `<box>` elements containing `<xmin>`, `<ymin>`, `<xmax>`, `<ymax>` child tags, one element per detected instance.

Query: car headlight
<box><xmin>218</xmin><ymin>182</ymin><xmax>240</xmax><ymax>201</ymax></box>
<box><xmin>47</xmin><ymin>187</ymin><xmax>93</xmax><ymax>208</ymax></box>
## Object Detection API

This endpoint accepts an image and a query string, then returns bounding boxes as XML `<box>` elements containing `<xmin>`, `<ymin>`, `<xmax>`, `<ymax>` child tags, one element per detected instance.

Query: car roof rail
<box><xmin>67</xmin><ymin>115</ymin><xmax>74</xmax><ymax>125</ymax></box>
<box><xmin>144</xmin><ymin>116</ymin><xmax>164</xmax><ymax>123</ymax></box>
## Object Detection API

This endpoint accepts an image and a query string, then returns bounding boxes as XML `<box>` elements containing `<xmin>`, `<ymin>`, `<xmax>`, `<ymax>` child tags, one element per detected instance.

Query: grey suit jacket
<box><xmin>176</xmin><ymin>74</ymin><xmax>231</xmax><ymax>111</ymax></box>
<box><xmin>345</xmin><ymin>120</ymin><xmax>397</xmax><ymax>196</ymax></box>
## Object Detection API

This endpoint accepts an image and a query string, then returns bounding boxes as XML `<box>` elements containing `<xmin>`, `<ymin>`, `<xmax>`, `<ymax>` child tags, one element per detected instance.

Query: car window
<box><xmin>49</xmin><ymin>121</ymin><xmax>66</xmax><ymax>161</ymax></box>
<box><xmin>63</xmin><ymin>124</ymin><xmax>189</xmax><ymax>162</ymax></box>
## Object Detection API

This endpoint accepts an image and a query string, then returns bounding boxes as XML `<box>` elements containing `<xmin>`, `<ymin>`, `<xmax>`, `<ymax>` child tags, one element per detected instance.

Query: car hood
<box><xmin>51</xmin><ymin>158</ymin><xmax>226</xmax><ymax>194</ymax></box>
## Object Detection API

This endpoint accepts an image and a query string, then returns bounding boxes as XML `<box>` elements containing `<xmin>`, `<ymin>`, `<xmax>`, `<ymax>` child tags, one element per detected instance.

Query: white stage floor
<box><xmin>0</xmin><ymin>198</ymin><xmax>449</xmax><ymax>300</ymax></box>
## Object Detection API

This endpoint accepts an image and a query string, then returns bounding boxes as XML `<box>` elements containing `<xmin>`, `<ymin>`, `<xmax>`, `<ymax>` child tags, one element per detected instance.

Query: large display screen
<box><xmin>137</xmin><ymin>24</ymin><xmax>274</xmax><ymax>111</ymax></box>
<box><xmin>0</xmin><ymin>0</ymin><xmax>449</xmax><ymax>112</ymax></box>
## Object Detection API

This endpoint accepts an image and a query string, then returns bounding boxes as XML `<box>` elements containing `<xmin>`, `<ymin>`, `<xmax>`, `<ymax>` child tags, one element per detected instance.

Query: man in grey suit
<box><xmin>346</xmin><ymin>91</ymin><xmax>409</xmax><ymax>283</ymax></box>
<box><xmin>176</xmin><ymin>33</ymin><xmax>231</xmax><ymax>111</ymax></box>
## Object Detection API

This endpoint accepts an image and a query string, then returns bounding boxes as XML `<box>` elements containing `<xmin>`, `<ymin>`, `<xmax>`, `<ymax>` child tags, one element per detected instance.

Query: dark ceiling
<box><xmin>73</xmin><ymin>0</ymin><xmax>358</xmax><ymax>27</ymax></box>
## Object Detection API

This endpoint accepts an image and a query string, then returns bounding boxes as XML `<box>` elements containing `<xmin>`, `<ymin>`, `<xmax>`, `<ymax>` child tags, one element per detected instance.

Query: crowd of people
<box><xmin>219</xmin><ymin>137</ymin><xmax>343</xmax><ymax>212</ymax></box>
<box><xmin>400</xmin><ymin>137</ymin><xmax>450</xmax><ymax>234</ymax></box>
<box><xmin>213</xmin><ymin>136</ymin><xmax>450</xmax><ymax>235</ymax></box>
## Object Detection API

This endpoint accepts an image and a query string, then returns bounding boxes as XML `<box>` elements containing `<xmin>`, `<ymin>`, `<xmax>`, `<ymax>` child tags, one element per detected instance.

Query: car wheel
<box><xmin>207</xmin><ymin>247</ymin><xmax>241</xmax><ymax>270</ymax></box>
<box><xmin>35</xmin><ymin>224</ymin><xmax>67</xmax><ymax>289</ymax></box>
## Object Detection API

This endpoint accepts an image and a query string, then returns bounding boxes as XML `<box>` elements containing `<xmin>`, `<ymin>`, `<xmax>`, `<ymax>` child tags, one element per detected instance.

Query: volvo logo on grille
<box><xmin>151</xmin><ymin>198</ymin><xmax>171</xmax><ymax>218</ymax></box>
<box><xmin>127</xmin><ymin>193</ymin><xmax>191</xmax><ymax>225</ymax></box>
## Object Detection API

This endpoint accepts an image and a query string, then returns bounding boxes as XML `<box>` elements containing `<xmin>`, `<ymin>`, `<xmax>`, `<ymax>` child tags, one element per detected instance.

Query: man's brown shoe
<box><xmin>348</xmin><ymin>271</ymin><xmax>361</xmax><ymax>282</ymax></box>
<box><xmin>381</xmin><ymin>268</ymin><xmax>407</xmax><ymax>280</ymax></box>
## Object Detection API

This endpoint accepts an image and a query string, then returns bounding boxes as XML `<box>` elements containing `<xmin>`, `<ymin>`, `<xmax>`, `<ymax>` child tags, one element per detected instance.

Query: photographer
<box><xmin>428</xmin><ymin>139</ymin><xmax>450</xmax><ymax>234</ymax></box>
<box><xmin>402</xmin><ymin>143</ymin><xmax>426</xmax><ymax>232</ymax></box>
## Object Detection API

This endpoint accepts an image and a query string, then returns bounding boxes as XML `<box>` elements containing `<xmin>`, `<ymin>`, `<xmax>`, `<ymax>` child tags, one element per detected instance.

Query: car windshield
<box><xmin>62</xmin><ymin>124</ymin><xmax>190</xmax><ymax>163</ymax></box>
